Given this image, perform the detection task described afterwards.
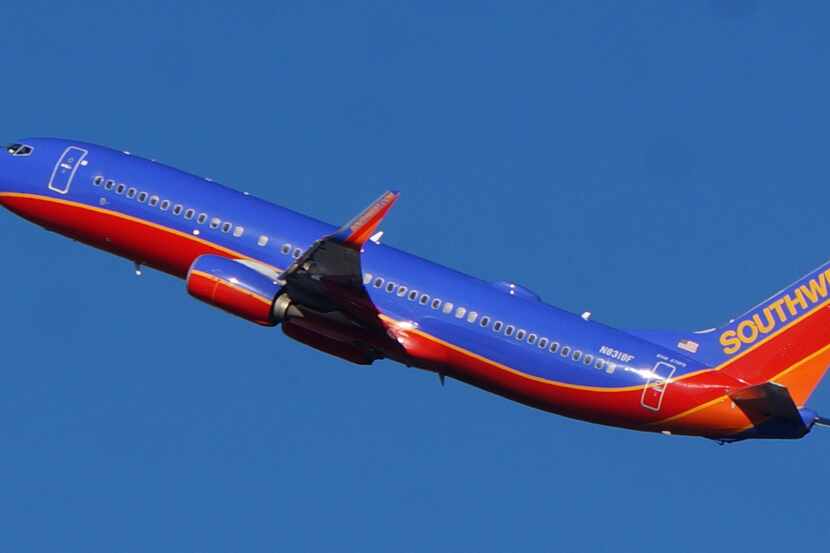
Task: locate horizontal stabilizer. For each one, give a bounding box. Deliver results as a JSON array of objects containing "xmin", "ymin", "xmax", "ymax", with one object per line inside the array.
[
  {"xmin": 816, "ymin": 417, "xmax": 830, "ymax": 428},
  {"xmin": 729, "ymin": 382, "xmax": 803, "ymax": 426}
]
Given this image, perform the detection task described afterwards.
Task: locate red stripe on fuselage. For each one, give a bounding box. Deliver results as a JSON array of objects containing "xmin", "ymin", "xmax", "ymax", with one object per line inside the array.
[
  {"xmin": 381, "ymin": 315, "xmax": 750, "ymax": 433},
  {"xmin": 4, "ymin": 192, "xmax": 827, "ymax": 437},
  {"xmin": 0, "ymin": 192, "xmax": 275, "ymax": 277},
  {"xmin": 382, "ymin": 304, "xmax": 830, "ymax": 436}
]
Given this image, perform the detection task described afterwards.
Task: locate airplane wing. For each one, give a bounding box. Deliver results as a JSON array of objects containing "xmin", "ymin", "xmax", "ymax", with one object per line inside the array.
[{"xmin": 279, "ymin": 190, "xmax": 399, "ymax": 329}]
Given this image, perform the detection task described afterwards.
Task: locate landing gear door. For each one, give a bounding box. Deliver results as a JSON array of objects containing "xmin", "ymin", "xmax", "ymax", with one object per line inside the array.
[
  {"xmin": 641, "ymin": 361, "xmax": 676, "ymax": 412},
  {"xmin": 48, "ymin": 146, "xmax": 88, "ymax": 195}
]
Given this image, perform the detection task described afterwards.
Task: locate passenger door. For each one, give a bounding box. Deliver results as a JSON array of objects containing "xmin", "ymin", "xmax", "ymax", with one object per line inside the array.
[
  {"xmin": 641, "ymin": 361, "xmax": 676, "ymax": 412},
  {"xmin": 48, "ymin": 146, "xmax": 88, "ymax": 194}
]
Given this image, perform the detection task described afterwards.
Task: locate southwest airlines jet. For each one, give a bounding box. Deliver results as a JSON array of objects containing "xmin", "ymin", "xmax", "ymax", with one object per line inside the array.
[{"xmin": 2, "ymin": 138, "xmax": 829, "ymax": 443}]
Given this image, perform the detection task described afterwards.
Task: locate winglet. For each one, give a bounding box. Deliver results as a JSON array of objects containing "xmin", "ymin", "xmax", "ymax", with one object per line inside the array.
[{"xmin": 333, "ymin": 190, "xmax": 399, "ymax": 250}]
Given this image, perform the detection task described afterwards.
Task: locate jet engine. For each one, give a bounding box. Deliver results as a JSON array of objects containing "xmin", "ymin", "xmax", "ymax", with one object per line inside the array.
[
  {"xmin": 186, "ymin": 255, "xmax": 382, "ymax": 364},
  {"xmin": 186, "ymin": 255, "xmax": 299, "ymax": 325}
]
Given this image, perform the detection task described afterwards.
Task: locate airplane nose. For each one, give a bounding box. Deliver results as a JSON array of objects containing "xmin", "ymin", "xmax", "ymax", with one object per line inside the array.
[
  {"xmin": 0, "ymin": 144, "xmax": 18, "ymax": 201},
  {"xmin": 0, "ymin": 142, "xmax": 34, "ymax": 197}
]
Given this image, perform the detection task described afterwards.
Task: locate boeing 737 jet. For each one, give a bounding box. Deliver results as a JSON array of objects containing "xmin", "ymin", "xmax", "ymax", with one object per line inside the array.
[{"xmin": 2, "ymin": 138, "xmax": 828, "ymax": 442}]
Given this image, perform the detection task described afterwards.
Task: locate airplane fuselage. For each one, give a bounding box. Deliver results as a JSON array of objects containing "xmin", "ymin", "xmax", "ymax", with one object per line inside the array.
[{"xmin": 2, "ymin": 138, "xmax": 826, "ymax": 441}]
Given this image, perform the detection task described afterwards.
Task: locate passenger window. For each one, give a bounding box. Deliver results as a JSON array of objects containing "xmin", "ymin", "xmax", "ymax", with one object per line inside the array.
[
  {"xmin": 222, "ymin": 222, "xmax": 232, "ymax": 233},
  {"xmin": 467, "ymin": 311, "xmax": 478, "ymax": 324},
  {"xmin": 583, "ymin": 354, "xmax": 594, "ymax": 365},
  {"xmin": 605, "ymin": 362, "xmax": 616, "ymax": 374},
  {"xmin": 257, "ymin": 235, "xmax": 269, "ymax": 246},
  {"xmin": 538, "ymin": 337, "xmax": 549, "ymax": 349},
  {"xmin": 173, "ymin": 204, "xmax": 183, "ymax": 215},
  {"xmin": 233, "ymin": 226, "xmax": 244, "ymax": 238},
  {"xmin": 505, "ymin": 325, "xmax": 515, "ymax": 336},
  {"xmin": 419, "ymin": 294, "xmax": 430, "ymax": 306},
  {"xmin": 480, "ymin": 316, "xmax": 490, "ymax": 327},
  {"xmin": 528, "ymin": 333, "xmax": 537, "ymax": 345},
  {"xmin": 281, "ymin": 244, "xmax": 291, "ymax": 255},
  {"xmin": 138, "ymin": 191, "xmax": 148, "ymax": 203},
  {"xmin": 127, "ymin": 187, "xmax": 137, "ymax": 199},
  {"xmin": 93, "ymin": 176, "xmax": 104, "ymax": 186},
  {"xmin": 160, "ymin": 200, "xmax": 171, "ymax": 211},
  {"xmin": 455, "ymin": 307, "xmax": 467, "ymax": 319},
  {"xmin": 493, "ymin": 321, "xmax": 503, "ymax": 332},
  {"xmin": 516, "ymin": 329, "xmax": 526, "ymax": 341},
  {"xmin": 572, "ymin": 350, "xmax": 582, "ymax": 362},
  {"xmin": 408, "ymin": 290, "xmax": 419, "ymax": 301},
  {"xmin": 373, "ymin": 277, "xmax": 384, "ymax": 288},
  {"xmin": 210, "ymin": 217, "xmax": 221, "ymax": 229},
  {"xmin": 550, "ymin": 341, "xmax": 560, "ymax": 353},
  {"xmin": 184, "ymin": 208, "xmax": 195, "ymax": 220},
  {"xmin": 105, "ymin": 179, "xmax": 115, "ymax": 190},
  {"xmin": 595, "ymin": 358, "xmax": 605, "ymax": 370},
  {"xmin": 442, "ymin": 302, "xmax": 454, "ymax": 315},
  {"xmin": 149, "ymin": 195, "xmax": 160, "ymax": 207},
  {"xmin": 292, "ymin": 248, "xmax": 302, "ymax": 259},
  {"xmin": 386, "ymin": 282, "xmax": 396, "ymax": 293},
  {"xmin": 363, "ymin": 273, "xmax": 373, "ymax": 285},
  {"xmin": 116, "ymin": 183, "xmax": 126, "ymax": 194},
  {"xmin": 431, "ymin": 298, "xmax": 442, "ymax": 310},
  {"xmin": 561, "ymin": 346, "xmax": 571, "ymax": 357},
  {"xmin": 197, "ymin": 213, "xmax": 208, "ymax": 224},
  {"xmin": 397, "ymin": 286, "xmax": 408, "ymax": 297}
]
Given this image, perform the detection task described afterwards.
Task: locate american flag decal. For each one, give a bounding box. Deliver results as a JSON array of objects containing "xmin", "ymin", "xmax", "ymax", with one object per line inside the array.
[{"xmin": 677, "ymin": 339, "xmax": 699, "ymax": 354}]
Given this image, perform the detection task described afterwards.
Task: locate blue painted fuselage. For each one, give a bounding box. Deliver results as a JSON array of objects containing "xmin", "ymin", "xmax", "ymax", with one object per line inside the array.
[{"xmin": 3, "ymin": 138, "xmax": 827, "ymax": 440}]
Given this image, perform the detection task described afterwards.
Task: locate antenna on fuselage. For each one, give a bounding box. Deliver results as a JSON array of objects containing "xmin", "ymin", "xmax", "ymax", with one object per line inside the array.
[{"xmin": 134, "ymin": 261, "xmax": 143, "ymax": 276}]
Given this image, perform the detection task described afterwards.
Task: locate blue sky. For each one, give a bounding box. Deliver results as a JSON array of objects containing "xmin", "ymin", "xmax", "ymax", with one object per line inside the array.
[{"xmin": 1, "ymin": 1, "xmax": 829, "ymax": 551}]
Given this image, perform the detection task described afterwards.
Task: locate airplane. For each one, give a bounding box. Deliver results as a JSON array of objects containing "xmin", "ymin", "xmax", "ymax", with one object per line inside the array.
[{"xmin": 1, "ymin": 138, "xmax": 828, "ymax": 443}]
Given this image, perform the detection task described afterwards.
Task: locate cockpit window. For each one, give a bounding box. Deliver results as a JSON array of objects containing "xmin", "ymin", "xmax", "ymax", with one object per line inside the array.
[{"xmin": 5, "ymin": 144, "xmax": 33, "ymax": 157}]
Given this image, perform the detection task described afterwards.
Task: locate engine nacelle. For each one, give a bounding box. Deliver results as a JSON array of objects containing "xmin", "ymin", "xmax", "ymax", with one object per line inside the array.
[{"xmin": 187, "ymin": 254, "xmax": 282, "ymax": 326}]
